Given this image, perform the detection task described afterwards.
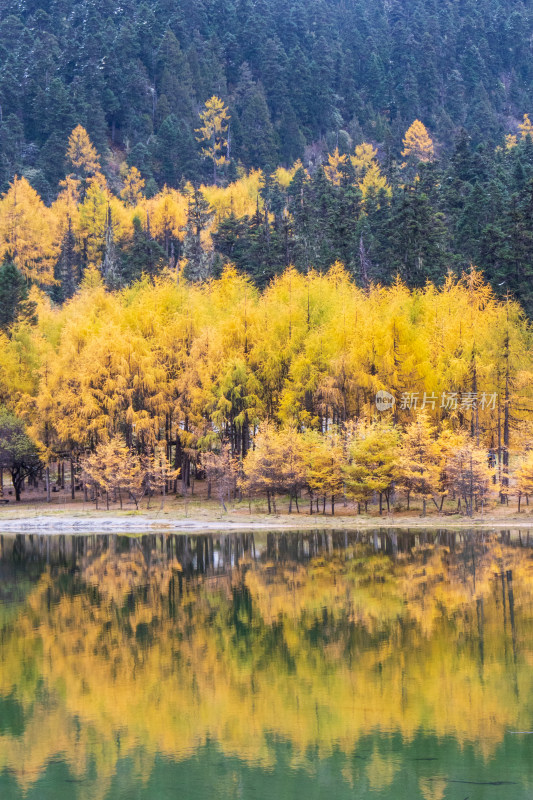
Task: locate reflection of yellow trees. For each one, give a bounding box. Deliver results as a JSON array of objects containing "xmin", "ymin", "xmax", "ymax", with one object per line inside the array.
[{"xmin": 1, "ymin": 535, "xmax": 533, "ymax": 791}]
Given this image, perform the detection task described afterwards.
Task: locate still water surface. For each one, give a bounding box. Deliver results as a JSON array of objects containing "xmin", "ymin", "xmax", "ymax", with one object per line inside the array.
[{"xmin": 0, "ymin": 528, "xmax": 532, "ymax": 799}]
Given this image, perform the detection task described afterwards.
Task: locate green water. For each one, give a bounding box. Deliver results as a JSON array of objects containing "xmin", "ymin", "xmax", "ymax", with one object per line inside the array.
[{"xmin": 0, "ymin": 529, "xmax": 532, "ymax": 799}]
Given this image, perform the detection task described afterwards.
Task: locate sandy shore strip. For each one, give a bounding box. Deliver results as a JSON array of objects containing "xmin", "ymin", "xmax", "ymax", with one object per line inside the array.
[{"xmin": 1, "ymin": 512, "xmax": 533, "ymax": 533}]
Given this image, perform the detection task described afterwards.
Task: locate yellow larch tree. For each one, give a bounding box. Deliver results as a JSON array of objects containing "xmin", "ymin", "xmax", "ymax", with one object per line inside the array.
[
  {"xmin": 401, "ymin": 120, "xmax": 435, "ymax": 163},
  {"xmin": 80, "ymin": 435, "xmax": 144, "ymax": 509},
  {"xmin": 301, "ymin": 429, "xmax": 345, "ymax": 514},
  {"xmin": 350, "ymin": 142, "xmax": 379, "ymax": 175},
  {"xmin": 120, "ymin": 165, "xmax": 145, "ymax": 207},
  {"xmin": 446, "ymin": 442, "xmax": 493, "ymax": 516},
  {"xmin": 395, "ymin": 412, "xmax": 441, "ymax": 515},
  {"xmin": 515, "ymin": 450, "xmax": 533, "ymax": 511},
  {"xmin": 195, "ymin": 95, "xmax": 230, "ymax": 184},
  {"xmin": 66, "ymin": 125, "xmax": 104, "ymax": 191},
  {"xmin": 145, "ymin": 186, "xmax": 188, "ymax": 263},
  {"xmin": 0, "ymin": 176, "xmax": 58, "ymax": 285},
  {"xmin": 505, "ymin": 133, "xmax": 518, "ymax": 150},
  {"xmin": 359, "ymin": 162, "xmax": 392, "ymax": 202},
  {"xmin": 518, "ymin": 113, "xmax": 533, "ymax": 140},
  {"xmin": 240, "ymin": 422, "xmax": 282, "ymax": 513},
  {"xmin": 324, "ymin": 147, "xmax": 348, "ymax": 185},
  {"xmin": 347, "ymin": 142, "xmax": 391, "ymax": 202},
  {"xmin": 344, "ymin": 421, "xmax": 400, "ymax": 514}
]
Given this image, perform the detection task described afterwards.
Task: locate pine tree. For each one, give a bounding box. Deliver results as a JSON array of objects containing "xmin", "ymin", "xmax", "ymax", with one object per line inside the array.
[
  {"xmin": 101, "ymin": 205, "xmax": 121, "ymax": 289},
  {"xmin": 182, "ymin": 188, "xmax": 213, "ymax": 282},
  {"xmin": 0, "ymin": 261, "xmax": 36, "ymax": 330},
  {"xmin": 123, "ymin": 216, "xmax": 166, "ymax": 284},
  {"xmin": 53, "ymin": 216, "xmax": 79, "ymax": 301}
]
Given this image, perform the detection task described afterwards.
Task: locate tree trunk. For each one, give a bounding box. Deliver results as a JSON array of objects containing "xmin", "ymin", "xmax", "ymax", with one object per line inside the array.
[
  {"xmin": 422, "ymin": 497, "xmax": 426, "ymax": 517},
  {"xmin": 46, "ymin": 466, "xmax": 51, "ymax": 503},
  {"xmin": 379, "ymin": 493, "xmax": 383, "ymax": 515},
  {"xmin": 331, "ymin": 495, "xmax": 335, "ymax": 516},
  {"xmin": 70, "ymin": 458, "xmax": 75, "ymax": 500},
  {"xmin": 518, "ymin": 494, "xmax": 522, "ymax": 513}
]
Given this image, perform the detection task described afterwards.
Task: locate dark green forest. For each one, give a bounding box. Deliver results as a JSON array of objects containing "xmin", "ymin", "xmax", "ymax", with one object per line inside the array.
[
  {"xmin": 2, "ymin": 0, "xmax": 532, "ymax": 192},
  {"xmin": 2, "ymin": 0, "xmax": 533, "ymax": 312}
]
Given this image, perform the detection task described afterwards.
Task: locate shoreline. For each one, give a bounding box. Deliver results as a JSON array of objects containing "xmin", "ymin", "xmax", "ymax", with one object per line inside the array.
[{"xmin": 1, "ymin": 510, "xmax": 533, "ymax": 534}]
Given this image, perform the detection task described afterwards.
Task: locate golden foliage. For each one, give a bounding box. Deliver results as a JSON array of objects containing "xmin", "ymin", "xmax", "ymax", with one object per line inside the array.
[
  {"xmin": 120, "ymin": 165, "xmax": 145, "ymax": 206},
  {"xmin": 518, "ymin": 113, "xmax": 533, "ymax": 140},
  {"xmin": 402, "ymin": 120, "xmax": 435, "ymax": 162},
  {"xmin": 0, "ymin": 176, "xmax": 58, "ymax": 284},
  {"xmin": 1, "ymin": 533, "xmax": 533, "ymax": 791},
  {"xmin": 196, "ymin": 96, "xmax": 230, "ymax": 179}
]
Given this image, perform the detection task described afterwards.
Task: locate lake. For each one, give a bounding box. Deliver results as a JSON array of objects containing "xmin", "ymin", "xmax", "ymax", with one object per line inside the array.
[{"xmin": 0, "ymin": 528, "xmax": 532, "ymax": 799}]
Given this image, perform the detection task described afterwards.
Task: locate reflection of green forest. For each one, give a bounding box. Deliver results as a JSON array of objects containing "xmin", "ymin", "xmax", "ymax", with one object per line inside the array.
[{"xmin": 0, "ymin": 530, "xmax": 533, "ymax": 800}]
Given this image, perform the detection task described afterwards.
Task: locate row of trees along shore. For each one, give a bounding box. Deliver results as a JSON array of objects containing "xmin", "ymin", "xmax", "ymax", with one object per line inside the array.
[{"xmin": 0, "ymin": 263, "xmax": 532, "ymax": 514}]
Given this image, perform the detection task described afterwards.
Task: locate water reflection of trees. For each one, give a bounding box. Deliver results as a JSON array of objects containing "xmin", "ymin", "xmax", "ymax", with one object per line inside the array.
[{"xmin": 0, "ymin": 529, "xmax": 533, "ymax": 797}]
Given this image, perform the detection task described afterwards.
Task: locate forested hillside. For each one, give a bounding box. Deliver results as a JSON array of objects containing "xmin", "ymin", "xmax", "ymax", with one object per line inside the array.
[
  {"xmin": 1, "ymin": 0, "xmax": 533, "ymax": 196},
  {"xmin": 2, "ymin": 119, "xmax": 533, "ymax": 315}
]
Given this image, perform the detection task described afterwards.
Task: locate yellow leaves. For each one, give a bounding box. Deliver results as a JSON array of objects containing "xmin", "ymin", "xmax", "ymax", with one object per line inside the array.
[
  {"xmin": 81, "ymin": 435, "xmax": 143, "ymax": 504},
  {"xmin": 120, "ymin": 165, "xmax": 145, "ymax": 206},
  {"xmin": 518, "ymin": 113, "xmax": 533, "ymax": 140},
  {"xmin": 145, "ymin": 185, "xmax": 188, "ymax": 244},
  {"xmin": 195, "ymin": 96, "xmax": 230, "ymax": 177},
  {"xmin": 201, "ymin": 169, "xmax": 263, "ymax": 220},
  {"xmin": 274, "ymin": 162, "xmax": 302, "ymax": 187},
  {"xmin": 401, "ymin": 120, "xmax": 435, "ymax": 162},
  {"xmin": 78, "ymin": 179, "xmax": 132, "ymax": 268},
  {"xmin": 505, "ymin": 133, "xmax": 518, "ymax": 150},
  {"xmin": 324, "ymin": 147, "xmax": 348, "ymax": 185},
  {"xmin": 67, "ymin": 125, "xmax": 102, "ymax": 178},
  {"xmin": 2, "ymin": 263, "xmax": 532, "ymax": 468},
  {"xmin": 196, "ymin": 95, "xmax": 230, "ymax": 142},
  {"xmin": 324, "ymin": 142, "xmax": 391, "ymax": 202},
  {"xmin": 516, "ymin": 450, "xmax": 533, "ymax": 496},
  {"xmin": 3, "ymin": 531, "xmax": 533, "ymax": 795},
  {"xmin": 350, "ymin": 142, "xmax": 378, "ymax": 174},
  {"xmin": 345, "ymin": 420, "xmax": 400, "ymax": 501},
  {"xmin": 395, "ymin": 411, "xmax": 441, "ymax": 499},
  {"xmin": 359, "ymin": 162, "xmax": 391, "ymax": 202},
  {"xmin": 0, "ymin": 176, "xmax": 58, "ymax": 285}
]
